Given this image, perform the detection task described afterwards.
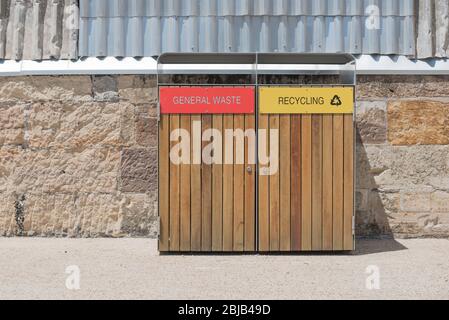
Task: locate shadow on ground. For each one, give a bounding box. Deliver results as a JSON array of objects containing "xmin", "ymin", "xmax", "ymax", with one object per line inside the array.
[
  {"xmin": 352, "ymin": 238, "xmax": 407, "ymax": 256},
  {"xmin": 160, "ymin": 238, "xmax": 408, "ymax": 256}
]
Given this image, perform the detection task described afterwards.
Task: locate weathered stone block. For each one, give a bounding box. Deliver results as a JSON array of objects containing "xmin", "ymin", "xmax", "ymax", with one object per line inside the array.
[
  {"xmin": 378, "ymin": 191, "xmax": 401, "ymax": 214},
  {"xmin": 1, "ymin": 191, "xmax": 158, "ymax": 237},
  {"xmin": 0, "ymin": 147, "xmax": 22, "ymax": 193},
  {"xmin": 28, "ymin": 102, "xmax": 134, "ymax": 149},
  {"xmin": 0, "ymin": 104, "xmax": 25, "ymax": 146},
  {"xmin": 0, "ymin": 76, "xmax": 92, "ymax": 102},
  {"xmin": 120, "ymin": 148, "xmax": 157, "ymax": 193},
  {"xmin": 356, "ymin": 190, "xmax": 399, "ymax": 237},
  {"xmin": 117, "ymin": 75, "xmax": 157, "ymax": 104},
  {"xmin": 359, "ymin": 145, "xmax": 449, "ymax": 190},
  {"xmin": 0, "ymin": 193, "xmax": 16, "ymax": 236},
  {"xmin": 21, "ymin": 193, "xmax": 123, "ymax": 237},
  {"xmin": 438, "ymin": 212, "xmax": 449, "ymax": 224},
  {"xmin": 387, "ymin": 100, "xmax": 449, "ymax": 145},
  {"xmin": 356, "ymin": 101, "xmax": 387, "ymax": 144},
  {"xmin": 75, "ymin": 193, "xmax": 123, "ymax": 237},
  {"xmin": 92, "ymin": 75, "xmax": 119, "ymax": 101},
  {"xmin": 135, "ymin": 103, "xmax": 158, "ymax": 118},
  {"xmin": 0, "ymin": 146, "xmax": 120, "ymax": 194},
  {"xmin": 428, "ymin": 177, "xmax": 449, "ymax": 192},
  {"xmin": 431, "ymin": 191, "xmax": 449, "ymax": 213},
  {"xmin": 389, "ymin": 212, "xmax": 449, "ymax": 237},
  {"xmin": 356, "ymin": 145, "xmax": 391, "ymax": 189},
  {"xmin": 357, "ymin": 75, "xmax": 449, "ymax": 99},
  {"xmin": 400, "ymin": 189, "xmax": 432, "ymax": 212},
  {"xmin": 136, "ymin": 114, "xmax": 158, "ymax": 147},
  {"xmin": 120, "ymin": 193, "xmax": 158, "ymax": 237},
  {"xmin": 120, "ymin": 103, "xmax": 136, "ymax": 146},
  {"xmin": 389, "ymin": 216, "xmax": 423, "ymax": 237},
  {"xmin": 23, "ymin": 193, "xmax": 77, "ymax": 236}
]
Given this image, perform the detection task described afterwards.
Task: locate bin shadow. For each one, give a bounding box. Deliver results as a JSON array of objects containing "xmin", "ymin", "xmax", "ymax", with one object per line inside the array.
[
  {"xmin": 159, "ymin": 239, "xmax": 406, "ymax": 256},
  {"xmin": 353, "ymin": 128, "xmax": 407, "ymax": 255}
]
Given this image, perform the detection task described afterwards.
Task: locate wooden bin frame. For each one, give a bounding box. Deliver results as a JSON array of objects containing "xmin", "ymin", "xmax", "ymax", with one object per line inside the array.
[{"xmin": 157, "ymin": 53, "xmax": 356, "ymax": 253}]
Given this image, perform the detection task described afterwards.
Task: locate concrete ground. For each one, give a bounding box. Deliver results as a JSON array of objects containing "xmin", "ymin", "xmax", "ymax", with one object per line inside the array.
[{"xmin": 0, "ymin": 238, "xmax": 448, "ymax": 300}]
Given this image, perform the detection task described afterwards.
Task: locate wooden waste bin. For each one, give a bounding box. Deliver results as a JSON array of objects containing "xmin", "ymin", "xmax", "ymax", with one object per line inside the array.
[{"xmin": 157, "ymin": 53, "xmax": 355, "ymax": 253}]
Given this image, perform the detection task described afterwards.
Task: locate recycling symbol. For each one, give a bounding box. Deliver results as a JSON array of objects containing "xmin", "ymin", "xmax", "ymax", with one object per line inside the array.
[{"xmin": 330, "ymin": 95, "xmax": 342, "ymax": 106}]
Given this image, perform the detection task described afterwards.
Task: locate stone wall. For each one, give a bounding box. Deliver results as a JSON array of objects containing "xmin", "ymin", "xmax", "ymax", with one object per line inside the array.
[
  {"xmin": 1, "ymin": 74, "xmax": 449, "ymax": 238},
  {"xmin": 0, "ymin": 75, "xmax": 158, "ymax": 237},
  {"xmin": 356, "ymin": 75, "xmax": 449, "ymax": 238}
]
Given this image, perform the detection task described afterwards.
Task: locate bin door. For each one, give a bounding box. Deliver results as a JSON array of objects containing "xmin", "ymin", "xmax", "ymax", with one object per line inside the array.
[
  {"xmin": 258, "ymin": 86, "xmax": 355, "ymax": 251},
  {"xmin": 158, "ymin": 87, "xmax": 256, "ymax": 252}
]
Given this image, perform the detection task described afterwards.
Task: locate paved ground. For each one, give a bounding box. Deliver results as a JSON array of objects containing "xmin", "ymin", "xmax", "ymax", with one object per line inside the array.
[{"xmin": 0, "ymin": 238, "xmax": 448, "ymax": 300}]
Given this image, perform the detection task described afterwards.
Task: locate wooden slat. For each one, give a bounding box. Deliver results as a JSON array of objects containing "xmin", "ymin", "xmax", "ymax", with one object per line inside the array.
[
  {"xmin": 290, "ymin": 115, "xmax": 301, "ymax": 251},
  {"xmin": 190, "ymin": 115, "xmax": 202, "ymax": 251},
  {"xmin": 158, "ymin": 115, "xmax": 170, "ymax": 251},
  {"xmin": 311, "ymin": 115, "xmax": 323, "ymax": 251},
  {"xmin": 333, "ymin": 115, "xmax": 344, "ymax": 250},
  {"xmin": 300, "ymin": 114, "xmax": 312, "ymax": 251},
  {"xmin": 222, "ymin": 114, "xmax": 234, "ymax": 251},
  {"xmin": 279, "ymin": 115, "xmax": 291, "ymax": 251},
  {"xmin": 233, "ymin": 115, "xmax": 245, "ymax": 251},
  {"xmin": 322, "ymin": 114, "xmax": 333, "ymax": 250},
  {"xmin": 244, "ymin": 115, "xmax": 256, "ymax": 251},
  {"xmin": 201, "ymin": 115, "xmax": 212, "ymax": 251},
  {"xmin": 269, "ymin": 115, "xmax": 280, "ymax": 251},
  {"xmin": 211, "ymin": 115, "xmax": 223, "ymax": 251},
  {"xmin": 343, "ymin": 114, "xmax": 354, "ymax": 250},
  {"xmin": 180, "ymin": 115, "xmax": 191, "ymax": 251},
  {"xmin": 258, "ymin": 113, "xmax": 270, "ymax": 251},
  {"xmin": 169, "ymin": 115, "xmax": 180, "ymax": 251}
]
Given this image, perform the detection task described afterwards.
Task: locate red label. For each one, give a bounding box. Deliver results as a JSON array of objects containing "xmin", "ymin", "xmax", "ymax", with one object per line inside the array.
[{"xmin": 160, "ymin": 87, "xmax": 255, "ymax": 114}]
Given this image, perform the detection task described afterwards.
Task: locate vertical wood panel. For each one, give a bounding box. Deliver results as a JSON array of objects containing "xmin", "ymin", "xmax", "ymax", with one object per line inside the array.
[
  {"xmin": 343, "ymin": 114, "xmax": 354, "ymax": 250},
  {"xmin": 233, "ymin": 115, "xmax": 245, "ymax": 251},
  {"xmin": 258, "ymin": 113, "xmax": 270, "ymax": 251},
  {"xmin": 244, "ymin": 115, "xmax": 256, "ymax": 251},
  {"xmin": 161, "ymin": 87, "xmax": 353, "ymax": 253},
  {"xmin": 311, "ymin": 115, "xmax": 323, "ymax": 251},
  {"xmin": 169, "ymin": 115, "xmax": 180, "ymax": 251},
  {"xmin": 279, "ymin": 115, "xmax": 291, "ymax": 251},
  {"xmin": 180, "ymin": 115, "xmax": 191, "ymax": 251},
  {"xmin": 333, "ymin": 115, "xmax": 344, "ymax": 250},
  {"xmin": 322, "ymin": 114, "xmax": 333, "ymax": 250},
  {"xmin": 212, "ymin": 115, "xmax": 223, "ymax": 251},
  {"xmin": 290, "ymin": 115, "xmax": 301, "ymax": 251},
  {"xmin": 190, "ymin": 115, "xmax": 202, "ymax": 251},
  {"xmin": 201, "ymin": 115, "xmax": 212, "ymax": 251},
  {"xmin": 269, "ymin": 115, "xmax": 280, "ymax": 251},
  {"xmin": 222, "ymin": 114, "xmax": 234, "ymax": 251},
  {"xmin": 158, "ymin": 115, "xmax": 170, "ymax": 251},
  {"xmin": 301, "ymin": 114, "xmax": 312, "ymax": 251}
]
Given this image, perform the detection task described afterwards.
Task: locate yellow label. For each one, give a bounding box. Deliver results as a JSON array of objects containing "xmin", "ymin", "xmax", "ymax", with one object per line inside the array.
[{"xmin": 259, "ymin": 87, "xmax": 354, "ymax": 114}]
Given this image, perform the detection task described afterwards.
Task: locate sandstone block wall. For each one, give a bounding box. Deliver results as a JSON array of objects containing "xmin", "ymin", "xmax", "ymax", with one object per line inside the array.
[
  {"xmin": 1, "ymin": 74, "xmax": 449, "ymax": 238},
  {"xmin": 356, "ymin": 75, "xmax": 449, "ymax": 238},
  {"xmin": 0, "ymin": 75, "xmax": 158, "ymax": 237}
]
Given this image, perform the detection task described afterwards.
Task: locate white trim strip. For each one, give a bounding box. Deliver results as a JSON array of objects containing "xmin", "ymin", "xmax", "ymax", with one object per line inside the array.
[
  {"xmin": 356, "ymin": 55, "xmax": 449, "ymax": 75},
  {"xmin": 0, "ymin": 57, "xmax": 158, "ymax": 76},
  {"xmin": 1, "ymin": 55, "xmax": 449, "ymax": 76}
]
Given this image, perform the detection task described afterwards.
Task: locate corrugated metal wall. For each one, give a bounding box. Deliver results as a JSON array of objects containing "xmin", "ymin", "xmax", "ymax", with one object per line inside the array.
[
  {"xmin": 79, "ymin": 0, "xmax": 417, "ymax": 57},
  {"xmin": 0, "ymin": 0, "xmax": 447, "ymax": 61},
  {"xmin": 417, "ymin": 0, "xmax": 449, "ymax": 58},
  {"xmin": 0, "ymin": 0, "xmax": 78, "ymax": 60}
]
